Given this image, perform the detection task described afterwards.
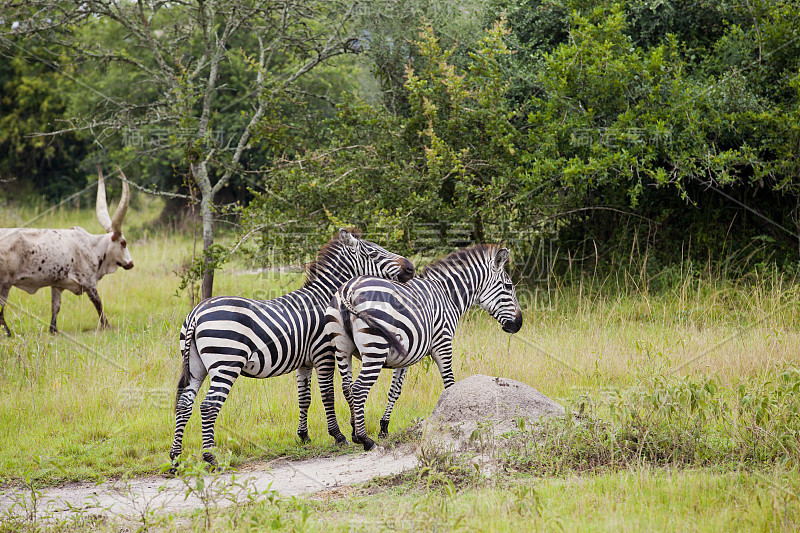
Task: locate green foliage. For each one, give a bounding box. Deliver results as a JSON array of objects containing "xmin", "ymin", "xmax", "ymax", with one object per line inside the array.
[
  {"xmin": 0, "ymin": 41, "xmax": 89, "ymax": 200},
  {"xmin": 2, "ymin": 0, "xmax": 800, "ymax": 276},
  {"xmin": 0, "ymin": 5, "xmax": 361, "ymax": 208},
  {"xmin": 244, "ymin": 17, "xmax": 532, "ymax": 262},
  {"xmin": 243, "ymin": 0, "xmax": 800, "ymax": 276},
  {"xmin": 508, "ymin": 0, "xmax": 800, "ymax": 270}
]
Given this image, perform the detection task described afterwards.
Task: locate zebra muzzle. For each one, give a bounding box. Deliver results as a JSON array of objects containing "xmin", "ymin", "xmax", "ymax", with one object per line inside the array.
[
  {"xmin": 502, "ymin": 312, "xmax": 523, "ymax": 333},
  {"xmin": 397, "ymin": 259, "xmax": 415, "ymax": 282}
]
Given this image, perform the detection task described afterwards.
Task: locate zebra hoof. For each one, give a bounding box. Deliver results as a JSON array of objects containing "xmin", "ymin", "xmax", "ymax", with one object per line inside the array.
[
  {"xmin": 334, "ymin": 433, "xmax": 348, "ymax": 446},
  {"xmin": 202, "ymin": 451, "xmax": 217, "ymax": 468},
  {"xmin": 379, "ymin": 420, "xmax": 390, "ymax": 438},
  {"xmin": 298, "ymin": 431, "xmax": 311, "ymax": 444},
  {"xmin": 361, "ymin": 437, "xmax": 376, "ymax": 452},
  {"xmin": 167, "ymin": 452, "xmax": 181, "ymax": 476}
]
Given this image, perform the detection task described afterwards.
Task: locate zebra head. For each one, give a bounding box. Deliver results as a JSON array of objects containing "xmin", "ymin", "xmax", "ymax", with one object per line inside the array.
[
  {"xmin": 477, "ymin": 247, "xmax": 523, "ymax": 334},
  {"xmin": 337, "ymin": 228, "xmax": 415, "ymax": 282}
]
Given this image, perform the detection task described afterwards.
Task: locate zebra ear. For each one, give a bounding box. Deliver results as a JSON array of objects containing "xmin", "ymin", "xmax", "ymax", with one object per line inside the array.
[
  {"xmin": 493, "ymin": 247, "xmax": 510, "ymax": 270},
  {"xmin": 339, "ymin": 228, "xmax": 360, "ymax": 250}
]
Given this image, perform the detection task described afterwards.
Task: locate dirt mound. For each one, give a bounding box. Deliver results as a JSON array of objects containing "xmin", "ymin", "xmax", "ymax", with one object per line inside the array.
[{"xmin": 421, "ymin": 374, "xmax": 565, "ymax": 452}]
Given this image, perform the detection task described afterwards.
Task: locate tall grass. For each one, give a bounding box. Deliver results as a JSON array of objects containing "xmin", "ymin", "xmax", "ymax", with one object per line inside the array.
[{"xmin": 1, "ymin": 198, "xmax": 800, "ymax": 486}]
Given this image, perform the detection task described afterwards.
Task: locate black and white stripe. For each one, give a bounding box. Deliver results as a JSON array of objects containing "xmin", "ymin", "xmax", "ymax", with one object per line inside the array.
[
  {"xmin": 324, "ymin": 244, "xmax": 523, "ymax": 450},
  {"xmin": 170, "ymin": 229, "xmax": 414, "ymax": 465}
]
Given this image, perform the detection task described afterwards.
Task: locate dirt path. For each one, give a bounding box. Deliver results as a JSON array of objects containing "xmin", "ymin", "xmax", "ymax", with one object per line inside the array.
[{"xmin": 0, "ymin": 448, "xmax": 417, "ymax": 521}]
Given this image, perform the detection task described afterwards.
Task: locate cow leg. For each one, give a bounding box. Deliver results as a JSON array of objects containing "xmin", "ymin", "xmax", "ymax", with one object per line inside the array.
[
  {"xmin": 296, "ymin": 365, "xmax": 313, "ymax": 443},
  {"xmin": 0, "ymin": 284, "xmax": 10, "ymax": 337},
  {"xmin": 85, "ymin": 287, "xmax": 109, "ymax": 328},
  {"xmin": 49, "ymin": 288, "xmax": 62, "ymax": 334},
  {"xmin": 380, "ymin": 367, "xmax": 408, "ymax": 437}
]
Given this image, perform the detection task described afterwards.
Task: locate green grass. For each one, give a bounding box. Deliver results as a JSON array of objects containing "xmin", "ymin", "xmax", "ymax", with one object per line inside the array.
[
  {"xmin": 2, "ymin": 198, "xmax": 800, "ymax": 530},
  {"xmin": 296, "ymin": 467, "xmax": 798, "ymax": 532}
]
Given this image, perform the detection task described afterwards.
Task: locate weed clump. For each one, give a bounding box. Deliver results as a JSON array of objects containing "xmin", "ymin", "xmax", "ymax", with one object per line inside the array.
[{"xmin": 500, "ymin": 368, "xmax": 800, "ymax": 475}]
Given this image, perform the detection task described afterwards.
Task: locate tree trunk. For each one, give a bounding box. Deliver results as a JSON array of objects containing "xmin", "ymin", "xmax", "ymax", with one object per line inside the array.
[
  {"xmin": 200, "ymin": 192, "xmax": 215, "ymax": 300},
  {"xmin": 193, "ymin": 161, "xmax": 216, "ymax": 301}
]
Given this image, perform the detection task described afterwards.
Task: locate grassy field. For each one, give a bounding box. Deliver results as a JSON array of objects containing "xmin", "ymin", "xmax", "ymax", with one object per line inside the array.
[{"xmin": 1, "ymin": 197, "xmax": 800, "ymax": 530}]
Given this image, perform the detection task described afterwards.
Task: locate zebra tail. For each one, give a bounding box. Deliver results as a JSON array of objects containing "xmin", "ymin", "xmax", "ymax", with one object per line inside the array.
[
  {"xmin": 175, "ymin": 316, "xmax": 196, "ymax": 411},
  {"xmin": 340, "ymin": 296, "xmax": 408, "ymax": 359}
]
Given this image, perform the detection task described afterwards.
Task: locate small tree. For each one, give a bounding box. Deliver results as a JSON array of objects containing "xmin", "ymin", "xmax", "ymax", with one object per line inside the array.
[{"xmin": 2, "ymin": 0, "xmax": 361, "ymax": 298}]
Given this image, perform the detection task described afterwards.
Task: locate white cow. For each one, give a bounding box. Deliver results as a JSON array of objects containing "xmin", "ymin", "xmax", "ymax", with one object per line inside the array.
[{"xmin": 0, "ymin": 166, "xmax": 134, "ymax": 335}]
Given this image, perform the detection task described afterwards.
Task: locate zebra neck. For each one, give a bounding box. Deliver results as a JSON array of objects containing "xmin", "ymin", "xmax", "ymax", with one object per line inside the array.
[
  {"xmin": 424, "ymin": 270, "xmax": 483, "ymax": 319},
  {"xmin": 302, "ymin": 262, "xmax": 358, "ymax": 302}
]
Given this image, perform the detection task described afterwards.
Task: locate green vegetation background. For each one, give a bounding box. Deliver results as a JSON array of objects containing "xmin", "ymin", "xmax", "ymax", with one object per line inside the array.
[{"xmin": 2, "ymin": 0, "xmax": 799, "ymax": 276}]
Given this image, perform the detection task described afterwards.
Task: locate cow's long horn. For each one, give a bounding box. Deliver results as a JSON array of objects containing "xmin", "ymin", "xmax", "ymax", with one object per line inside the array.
[
  {"xmin": 111, "ymin": 166, "xmax": 130, "ymax": 233},
  {"xmin": 96, "ymin": 164, "xmax": 114, "ymax": 233}
]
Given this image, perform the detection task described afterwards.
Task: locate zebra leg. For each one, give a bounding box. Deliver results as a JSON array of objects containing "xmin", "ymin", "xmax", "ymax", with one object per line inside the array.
[
  {"xmin": 351, "ymin": 353, "xmax": 387, "ymax": 451},
  {"xmin": 339, "ymin": 359, "xmax": 358, "ymax": 443},
  {"xmin": 380, "ymin": 368, "xmax": 407, "ymax": 438},
  {"xmin": 432, "ymin": 344, "xmax": 456, "ymax": 389},
  {"xmin": 313, "ymin": 350, "xmax": 347, "ymax": 445},
  {"xmin": 296, "ymin": 365, "xmax": 313, "ymax": 443},
  {"xmin": 199, "ymin": 359, "xmax": 245, "ymax": 467},
  {"xmin": 337, "ymin": 353, "xmax": 359, "ymax": 443},
  {"xmin": 170, "ymin": 340, "xmax": 207, "ymax": 467},
  {"xmin": 324, "ymin": 306, "xmax": 358, "ymax": 442}
]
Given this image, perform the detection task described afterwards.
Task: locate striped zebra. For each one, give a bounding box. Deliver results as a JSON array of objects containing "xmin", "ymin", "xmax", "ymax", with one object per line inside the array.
[
  {"xmin": 323, "ymin": 244, "xmax": 523, "ymax": 451},
  {"xmin": 170, "ymin": 229, "xmax": 415, "ymax": 466}
]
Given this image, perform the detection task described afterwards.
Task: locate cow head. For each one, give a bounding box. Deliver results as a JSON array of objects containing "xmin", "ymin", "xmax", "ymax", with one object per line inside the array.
[{"xmin": 96, "ymin": 165, "xmax": 134, "ymax": 271}]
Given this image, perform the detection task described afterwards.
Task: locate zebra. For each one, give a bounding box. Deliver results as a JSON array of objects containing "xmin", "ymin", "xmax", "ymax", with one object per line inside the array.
[
  {"xmin": 323, "ymin": 244, "xmax": 523, "ymax": 451},
  {"xmin": 170, "ymin": 228, "xmax": 415, "ymax": 466}
]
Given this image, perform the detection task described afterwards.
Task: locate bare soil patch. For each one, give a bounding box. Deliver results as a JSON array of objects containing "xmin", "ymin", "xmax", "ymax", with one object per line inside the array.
[{"xmin": 0, "ymin": 447, "xmax": 417, "ymax": 521}]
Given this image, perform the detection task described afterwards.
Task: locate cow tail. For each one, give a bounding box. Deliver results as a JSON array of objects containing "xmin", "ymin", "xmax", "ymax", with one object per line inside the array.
[
  {"xmin": 340, "ymin": 294, "xmax": 408, "ymax": 359},
  {"xmin": 175, "ymin": 315, "xmax": 196, "ymax": 411}
]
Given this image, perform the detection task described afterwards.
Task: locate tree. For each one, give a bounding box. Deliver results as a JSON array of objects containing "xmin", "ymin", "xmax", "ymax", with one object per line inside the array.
[
  {"xmin": 241, "ymin": 19, "xmax": 525, "ymax": 260},
  {"xmin": 0, "ymin": 39, "xmax": 90, "ymax": 199},
  {"xmin": 243, "ymin": 1, "xmax": 800, "ymax": 277},
  {"xmin": 506, "ymin": 0, "xmax": 800, "ymax": 269},
  {"xmin": 1, "ymin": 0, "xmax": 361, "ymax": 298}
]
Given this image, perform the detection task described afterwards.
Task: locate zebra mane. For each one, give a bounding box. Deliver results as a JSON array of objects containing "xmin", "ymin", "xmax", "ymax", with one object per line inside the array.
[
  {"xmin": 303, "ymin": 227, "xmax": 363, "ymax": 286},
  {"xmin": 420, "ymin": 244, "xmax": 499, "ymax": 277}
]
